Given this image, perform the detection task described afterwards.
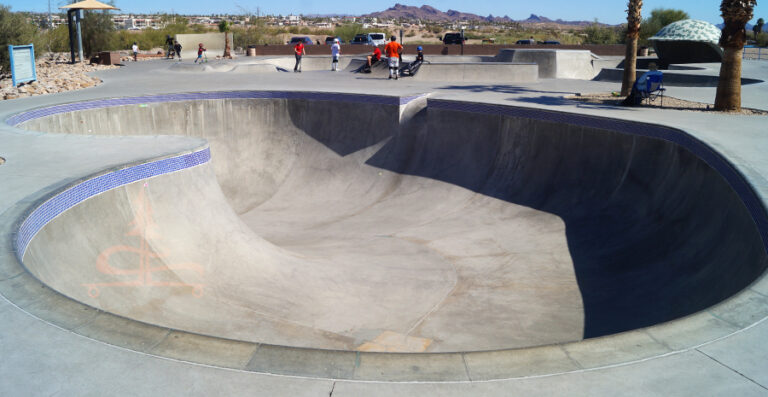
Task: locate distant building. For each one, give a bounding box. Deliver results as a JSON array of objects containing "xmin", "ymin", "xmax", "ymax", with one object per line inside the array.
[{"xmin": 284, "ymin": 14, "xmax": 300, "ymax": 25}]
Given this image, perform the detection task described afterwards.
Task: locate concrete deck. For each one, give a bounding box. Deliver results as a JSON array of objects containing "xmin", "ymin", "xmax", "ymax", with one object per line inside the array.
[{"xmin": 1, "ymin": 57, "xmax": 768, "ymax": 395}]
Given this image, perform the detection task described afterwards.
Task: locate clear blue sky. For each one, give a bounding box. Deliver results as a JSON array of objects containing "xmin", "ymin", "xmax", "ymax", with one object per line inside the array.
[{"xmin": 5, "ymin": 0, "xmax": 767, "ymax": 26}]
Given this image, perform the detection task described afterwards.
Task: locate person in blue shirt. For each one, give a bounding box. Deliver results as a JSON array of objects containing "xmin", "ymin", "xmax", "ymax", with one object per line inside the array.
[{"xmin": 403, "ymin": 46, "xmax": 425, "ymax": 76}]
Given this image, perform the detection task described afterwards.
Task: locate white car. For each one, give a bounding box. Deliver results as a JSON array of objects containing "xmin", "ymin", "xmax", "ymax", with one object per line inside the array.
[
  {"xmin": 351, "ymin": 33, "xmax": 388, "ymax": 46},
  {"xmin": 367, "ymin": 33, "xmax": 388, "ymax": 46}
]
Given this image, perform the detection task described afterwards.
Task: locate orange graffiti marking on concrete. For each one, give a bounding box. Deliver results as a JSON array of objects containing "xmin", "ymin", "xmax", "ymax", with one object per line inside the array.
[{"xmin": 82, "ymin": 184, "xmax": 204, "ymax": 298}]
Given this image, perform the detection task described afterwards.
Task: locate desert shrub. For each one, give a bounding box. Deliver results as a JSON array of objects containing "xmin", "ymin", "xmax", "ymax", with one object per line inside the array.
[
  {"xmin": 583, "ymin": 22, "xmax": 621, "ymax": 44},
  {"xmin": 756, "ymin": 32, "xmax": 768, "ymax": 47},
  {"xmin": 426, "ymin": 24, "xmax": 442, "ymax": 34},
  {"xmin": 0, "ymin": 6, "xmax": 44, "ymax": 72},
  {"xmin": 40, "ymin": 24, "xmax": 72, "ymax": 53},
  {"xmin": 332, "ymin": 24, "xmax": 382, "ymax": 42},
  {"xmin": 638, "ymin": 8, "xmax": 689, "ymax": 46},
  {"xmin": 81, "ymin": 10, "xmax": 116, "ymax": 56}
]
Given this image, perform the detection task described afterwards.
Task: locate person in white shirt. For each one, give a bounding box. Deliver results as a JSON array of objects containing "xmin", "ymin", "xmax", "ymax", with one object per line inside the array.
[
  {"xmin": 331, "ymin": 38, "xmax": 341, "ymax": 71},
  {"xmin": 131, "ymin": 42, "xmax": 138, "ymax": 62}
]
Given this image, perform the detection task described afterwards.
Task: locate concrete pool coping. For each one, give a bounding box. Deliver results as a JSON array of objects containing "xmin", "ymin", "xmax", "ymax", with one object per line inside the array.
[{"xmin": 1, "ymin": 58, "xmax": 767, "ymax": 394}]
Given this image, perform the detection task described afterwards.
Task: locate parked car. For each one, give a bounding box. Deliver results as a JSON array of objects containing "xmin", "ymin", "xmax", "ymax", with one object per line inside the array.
[
  {"xmin": 516, "ymin": 39, "xmax": 535, "ymax": 45},
  {"xmin": 542, "ymin": 40, "xmax": 561, "ymax": 45},
  {"xmin": 288, "ymin": 36, "xmax": 313, "ymax": 45},
  {"xmin": 367, "ymin": 33, "xmax": 387, "ymax": 46},
  {"xmin": 325, "ymin": 36, "xmax": 344, "ymax": 45},
  {"xmin": 351, "ymin": 34, "xmax": 368, "ymax": 44},
  {"xmin": 441, "ymin": 32, "xmax": 466, "ymax": 44},
  {"xmin": 350, "ymin": 33, "xmax": 387, "ymax": 46}
]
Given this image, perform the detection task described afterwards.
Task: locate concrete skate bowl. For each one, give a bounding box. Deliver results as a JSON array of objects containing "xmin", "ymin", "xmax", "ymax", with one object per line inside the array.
[{"xmin": 7, "ymin": 92, "xmax": 768, "ymax": 381}]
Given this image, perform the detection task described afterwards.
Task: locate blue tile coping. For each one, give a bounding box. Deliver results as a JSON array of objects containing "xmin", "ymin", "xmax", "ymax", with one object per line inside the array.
[
  {"xmin": 14, "ymin": 147, "xmax": 211, "ymax": 260},
  {"xmin": 8, "ymin": 91, "xmax": 427, "ymax": 262},
  {"xmin": 5, "ymin": 90, "xmax": 427, "ymax": 127}
]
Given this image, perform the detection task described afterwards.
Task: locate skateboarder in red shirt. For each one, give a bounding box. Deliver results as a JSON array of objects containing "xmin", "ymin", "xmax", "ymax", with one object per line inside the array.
[
  {"xmin": 294, "ymin": 41, "xmax": 305, "ymax": 72},
  {"xmin": 194, "ymin": 43, "xmax": 206, "ymax": 63}
]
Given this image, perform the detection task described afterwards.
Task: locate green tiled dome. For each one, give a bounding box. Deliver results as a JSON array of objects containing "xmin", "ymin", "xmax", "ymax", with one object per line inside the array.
[{"xmin": 648, "ymin": 19, "xmax": 722, "ymax": 43}]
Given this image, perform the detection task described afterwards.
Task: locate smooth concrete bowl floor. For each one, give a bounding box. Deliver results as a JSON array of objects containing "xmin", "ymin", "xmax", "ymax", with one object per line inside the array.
[{"xmin": 15, "ymin": 94, "xmax": 768, "ymax": 354}]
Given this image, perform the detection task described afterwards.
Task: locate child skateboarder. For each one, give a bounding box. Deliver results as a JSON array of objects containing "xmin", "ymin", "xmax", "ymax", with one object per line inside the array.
[
  {"xmin": 131, "ymin": 42, "xmax": 138, "ymax": 62},
  {"xmin": 173, "ymin": 41, "xmax": 182, "ymax": 61},
  {"xmin": 294, "ymin": 41, "xmax": 305, "ymax": 72},
  {"xmin": 362, "ymin": 46, "xmax": 382, "ymax": 73},
  {"xmin": 331, "ymin": 38, "xmax": 341, "ymax": 71},
  {"xmin": 402, "ymin": 46, "xmax": 424, "ymax": 76},
  {"xmin": 195, "ymin": 43, "xmax": 206, "ymax": 63}
]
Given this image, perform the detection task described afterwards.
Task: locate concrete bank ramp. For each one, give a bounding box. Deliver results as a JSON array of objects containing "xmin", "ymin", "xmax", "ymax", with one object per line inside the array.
[
  {"xmin": 14, "ymin": 93, "xmax": 768, "ymax": 353},
  {"xmin": 497, "ymin": 48, "xmax": 598, "ymax": 79},
  {"xmin": 411, "ymin": 62, "xmax": 537, "ymax": 83}
]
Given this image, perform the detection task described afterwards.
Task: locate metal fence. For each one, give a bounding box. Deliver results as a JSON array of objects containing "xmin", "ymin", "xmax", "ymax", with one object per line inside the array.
[{"xmin": 743, "ymin": 46, "xmax": 766, "ymax": 60}]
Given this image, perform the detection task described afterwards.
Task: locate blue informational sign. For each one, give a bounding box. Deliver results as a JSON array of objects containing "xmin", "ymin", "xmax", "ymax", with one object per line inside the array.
[{"xmin": 8, "ymin": 44, "xmax": 37, "ymax": 87}]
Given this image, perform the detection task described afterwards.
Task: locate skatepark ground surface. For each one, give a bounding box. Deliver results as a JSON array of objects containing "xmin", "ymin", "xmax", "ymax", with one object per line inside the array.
[{"xmin": 1, "ymin": 55, "xmax": 768, "ymax": 395}]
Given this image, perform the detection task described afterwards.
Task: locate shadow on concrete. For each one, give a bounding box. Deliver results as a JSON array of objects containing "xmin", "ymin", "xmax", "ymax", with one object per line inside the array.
[
  {"xmin": 286, "ymin": 99, "xmax": 397, "ymax": 157},
  {"xmin": 436, "ymin": 84, "xmax": 576, "ymax": 96},
  {"xmin": 364, "ymin": 104, "xmax": 768, "ymax": 338},
  {"xmin": 513, "ymin": 95, "xmax": 629, "ymax": 111}
]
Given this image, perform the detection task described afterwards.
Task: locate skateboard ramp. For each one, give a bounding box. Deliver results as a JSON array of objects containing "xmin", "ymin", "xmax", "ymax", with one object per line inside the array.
[
  {"xmin": 175, "ymin": 33, "xmax": 234, "ymax": 60},
  {"xmin": 496, "ymin": 49, "xmax": 598, "ymax": 79},
  {"xmin": 13, "ymin": 93, "xmax": 768, "ymax": 353}
]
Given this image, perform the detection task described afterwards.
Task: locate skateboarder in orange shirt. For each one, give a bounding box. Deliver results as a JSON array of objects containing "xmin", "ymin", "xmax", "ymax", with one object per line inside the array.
[{"xmin": 384, "ymin": 36, "xmax": 403, "ymax": 80}]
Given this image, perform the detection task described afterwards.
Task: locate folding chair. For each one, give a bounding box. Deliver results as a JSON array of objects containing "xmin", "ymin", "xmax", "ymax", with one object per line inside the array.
[{"xmin": 641, "ymin": 72, "xmax": 666, "ymax": 107}]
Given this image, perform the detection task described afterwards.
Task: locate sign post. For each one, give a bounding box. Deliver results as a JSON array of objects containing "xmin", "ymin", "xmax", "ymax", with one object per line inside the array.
[{"xmin": 8, "ymin": 44, "xmax": 37, "ymax": 87}]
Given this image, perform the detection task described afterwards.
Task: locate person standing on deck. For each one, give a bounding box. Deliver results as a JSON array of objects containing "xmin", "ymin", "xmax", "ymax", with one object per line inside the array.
[{"xmin": 384, "ymin": 36, "xmax": 403, "ymax": 80}]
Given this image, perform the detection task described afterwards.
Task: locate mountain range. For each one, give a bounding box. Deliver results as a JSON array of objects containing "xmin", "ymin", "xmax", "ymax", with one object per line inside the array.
[{"xmin": 363, "ymin": 4, "xmax": 606, "ymax": 26}]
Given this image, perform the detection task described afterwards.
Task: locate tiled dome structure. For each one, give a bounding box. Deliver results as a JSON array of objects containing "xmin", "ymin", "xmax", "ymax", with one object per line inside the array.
[{"xmin": 648, "ymin": 19, "xmax": 723, "ymax": 66}]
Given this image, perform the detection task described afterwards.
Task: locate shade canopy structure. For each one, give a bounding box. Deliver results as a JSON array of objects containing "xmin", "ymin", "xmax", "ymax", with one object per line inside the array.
[
  {"xmin": 59, "ymin": 0, "xmax": 119, "ymax": 63},
  {"xmin": 648, "ymin": 19, "xmax": 723, "ymax": 67},
  {"xmin": 59, "ymin": 0, "xmax": 118, "ymax": 10}
]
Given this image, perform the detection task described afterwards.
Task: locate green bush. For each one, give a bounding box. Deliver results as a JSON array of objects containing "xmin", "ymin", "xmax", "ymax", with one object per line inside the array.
[
  {"xmin": 39, "ymin": 24, "xmax": 71, "ymax": 53},
  {"xmin": 638, "ymin": 8, "xmax": 689, "ymax": 46},
  {"xmin": 426, "ymin": 24, "xmax": 442, "ymax": 34},
  {"xmin": 0, "ymin": 6, "xmax": 44, "ymax": 72},
  {"xmin": 583, "ymin": 22, "xmax": 621, "ymax": 44},
  {"xmin": 81, "ymin": 10, "xmax": 116, "ymax": 56},
  {"xmin": 756, "ymin": 32, "xmax": 768, "ymax": 47},
  {"xmin": 333, "ymin": 24, "xmax": 367, "ymax": 42}
]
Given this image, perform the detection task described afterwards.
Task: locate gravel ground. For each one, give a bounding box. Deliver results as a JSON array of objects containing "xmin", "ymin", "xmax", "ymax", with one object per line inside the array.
[
  {"xmin": 567, "ymin": 92, "xmax": 768, "ymax": 115},
  {"xmin": 0, "ymin": 53, "xmax": 120, "ymax": 101}
]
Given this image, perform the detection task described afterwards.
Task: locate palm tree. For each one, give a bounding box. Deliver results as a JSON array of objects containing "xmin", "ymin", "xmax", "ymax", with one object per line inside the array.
[
  {"xmin": 621, "ymin": 0, "xmax": 643, "ymax": 96},
  {"xmin": 754, "ymin": 18, "xmax": 765, "ymax": 40},
  {"xmin": 219, "ymin": 20, "xmax": 232, "ymax": 59},
  {"xmin": 714, "ymin": 0, "xmax": 757, "ymax": 111}
]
